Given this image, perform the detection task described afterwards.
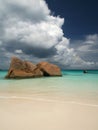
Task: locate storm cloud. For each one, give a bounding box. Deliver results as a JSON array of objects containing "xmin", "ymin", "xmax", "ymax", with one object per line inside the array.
[{"xmin": 0, "ymin": 0, "xmax": 97, "ymax": 69}]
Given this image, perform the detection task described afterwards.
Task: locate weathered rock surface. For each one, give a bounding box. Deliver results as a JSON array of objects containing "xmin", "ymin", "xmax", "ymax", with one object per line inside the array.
[
  {"xmin": 5, "ymin": 57, "xmax": 62, "ymax": 79},
  {"xmin": 37, "ymin": 62, "xmax": 62, "ymax": 76},
  {"xmin": 5, "ymin": 57, "xmax": 43, "ymax": 78}
]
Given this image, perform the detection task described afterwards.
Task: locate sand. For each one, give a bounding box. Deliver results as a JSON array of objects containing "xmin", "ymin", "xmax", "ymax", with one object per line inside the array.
[{"xmin": 0, "ymin": 96, "xmax": 98, "ymax": 130}]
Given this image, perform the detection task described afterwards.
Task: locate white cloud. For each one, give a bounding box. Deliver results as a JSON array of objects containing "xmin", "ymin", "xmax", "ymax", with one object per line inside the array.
[
  {"xmin": 78, "ymin": 45, "xmax": 92, "ymax": 52},
  {"xmin": 15, "ymin": 49, "xmax": 23, "ymax": 54},
  {"xmin": 85, "ymin": 34, "xmax": 98, "ymax": 44},
  {"xmin": 70, "ymin": 34, "xmax": 98, "ymax": 68},
  {"xmin": 1, "ymin": 0, "xmax": 64, "ymax": 50},
  {"xmin": 77, "ymin": 34, "xmax": 98, "ymax": 52},
  {"xmin": 0, "ymin": 0, "xmax": 97, "ymax": 69},
  {"xmin": 0, "ymin": 0, "xmax": 50, "ymax": 22}
]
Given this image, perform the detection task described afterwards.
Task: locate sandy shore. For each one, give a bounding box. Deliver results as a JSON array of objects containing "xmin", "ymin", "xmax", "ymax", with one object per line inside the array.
[{"xmin": 0, "ymin": 96, "xmax": 98, "ymax": 130}]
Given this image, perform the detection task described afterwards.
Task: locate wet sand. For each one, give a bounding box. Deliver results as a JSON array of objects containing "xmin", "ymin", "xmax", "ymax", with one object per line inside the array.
[{"xmin": 0, "ymin": 96, "xmax": 98, "ymax": 130}]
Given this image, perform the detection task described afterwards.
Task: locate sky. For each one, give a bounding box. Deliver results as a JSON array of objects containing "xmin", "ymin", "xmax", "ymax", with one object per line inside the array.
[{"xmin": 0, "ymin": 0, "xmax": 98, "ymax": 70}]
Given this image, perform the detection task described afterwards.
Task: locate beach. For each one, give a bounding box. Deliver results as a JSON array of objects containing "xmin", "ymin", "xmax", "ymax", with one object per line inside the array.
[
  {"xmin": 0, "ymin": 70, "xmax": 98, "ymax": 130},
  {"xmin": 0, "ymin": 0, "xmax": 98, "ymax": 129},
  {"xmin": 0, "ymin": 95, "xmax": 98, "ymax": 130}
]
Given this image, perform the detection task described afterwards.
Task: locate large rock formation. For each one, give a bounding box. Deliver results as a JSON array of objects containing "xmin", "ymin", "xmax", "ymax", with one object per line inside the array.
[
  {"xmin": 5, "ymin": 57, "xmax": 62, "ymax": 79},
  {"xmin": 5, "ymin": 57, "xmax": 43, "ymax": 78}
]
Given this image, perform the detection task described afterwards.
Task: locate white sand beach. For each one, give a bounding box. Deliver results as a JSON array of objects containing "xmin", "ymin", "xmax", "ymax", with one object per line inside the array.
[{"xmin": 0, "ymin": 95, "xmax": 98, "ymax": 130}]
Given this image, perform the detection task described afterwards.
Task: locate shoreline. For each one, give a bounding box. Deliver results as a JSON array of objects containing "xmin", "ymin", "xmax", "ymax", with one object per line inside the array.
[{"xmin": 0, "ymin": 94, "xmax": 98, "ymax": 108}]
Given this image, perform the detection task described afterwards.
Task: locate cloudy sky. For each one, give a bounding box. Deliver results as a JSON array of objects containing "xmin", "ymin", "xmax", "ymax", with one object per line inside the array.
[{"xmin": 0, "ymin": 0, "xmax": 98, "ymax": 70}]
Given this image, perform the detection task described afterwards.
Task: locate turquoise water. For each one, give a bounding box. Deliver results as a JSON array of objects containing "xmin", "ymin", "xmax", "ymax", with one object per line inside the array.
[{"xmin": 0, "ymin": 70, "xmax": 98, "ymax": 104}]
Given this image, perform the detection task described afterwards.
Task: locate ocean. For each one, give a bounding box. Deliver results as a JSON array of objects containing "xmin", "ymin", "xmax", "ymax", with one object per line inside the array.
[{"xmin": 0, "ymin": 70, "xmax": 98, "ymax": 105}]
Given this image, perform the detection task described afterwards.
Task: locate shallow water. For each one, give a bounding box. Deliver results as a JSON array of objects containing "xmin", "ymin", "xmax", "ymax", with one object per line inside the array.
[{"xmin": 0, "ymin": 70, "xmax": 98, "ymax": 105}]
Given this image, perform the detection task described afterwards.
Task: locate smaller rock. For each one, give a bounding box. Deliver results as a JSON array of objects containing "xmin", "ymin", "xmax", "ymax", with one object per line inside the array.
[{"xmin": 37, "ymin": 62, "xmax": 62, "ymax": 76}]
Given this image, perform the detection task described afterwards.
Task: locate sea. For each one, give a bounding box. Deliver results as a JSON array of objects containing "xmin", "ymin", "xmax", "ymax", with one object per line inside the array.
[{"xmin": 0, "ymin": 70, "xmax": 98, "ymax": 106}]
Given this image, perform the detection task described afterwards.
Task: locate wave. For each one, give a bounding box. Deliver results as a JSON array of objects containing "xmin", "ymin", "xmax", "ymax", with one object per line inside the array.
[{"xmin": 0, "ymin": 95, "xmax": 98, "ymax": 108}]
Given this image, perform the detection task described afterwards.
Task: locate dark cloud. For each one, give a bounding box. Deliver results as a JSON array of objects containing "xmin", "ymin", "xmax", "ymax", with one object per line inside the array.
[{"xmin": 23, "ymin": 46, "xmax": 57, "ymax": 58}]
